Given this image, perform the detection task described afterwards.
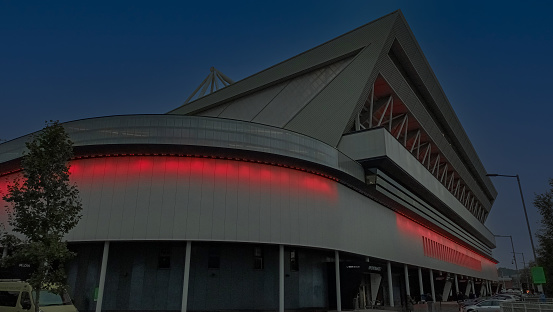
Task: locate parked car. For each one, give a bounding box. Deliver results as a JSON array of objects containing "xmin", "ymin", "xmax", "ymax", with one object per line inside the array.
[
  {"xmin": 492, "ymin": 294, "xmax": 519, "ymax": 302},
  {"xmin": 461, "ymin": 299, "xmax": 502, "ymax": 312},
  {"xmin": 0, "ymin": 280, "xmax": 78, "ymax": 312}
]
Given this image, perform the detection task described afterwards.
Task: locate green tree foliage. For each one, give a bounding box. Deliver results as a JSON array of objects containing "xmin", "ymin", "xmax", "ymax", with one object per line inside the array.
[
  {"xmin": 1, "ymin": 121, "xmax": 82, "ymax": 312},
  {"xmin": 534, "ymin": 178, "xmax": 553, "ymax": 296}
]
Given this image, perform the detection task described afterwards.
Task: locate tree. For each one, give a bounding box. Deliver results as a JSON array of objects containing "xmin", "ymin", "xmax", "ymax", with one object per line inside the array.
[
  {"xmin": 1, "ymin": 121, "xmax": 82, "ymax": 312},
  {"xmin": 533, "ymin": 178, "xmax": 553, "ymax": 296}
]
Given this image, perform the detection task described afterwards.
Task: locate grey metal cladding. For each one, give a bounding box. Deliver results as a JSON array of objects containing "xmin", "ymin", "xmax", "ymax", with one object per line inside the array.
[
  {"xmin": 217, "ymin": 82, "xmax": 287, "ymax": 120},
  {"xmin": 284, "ymin": 19, "xmax": 397, "ymax": 146},
  {"xmin": 390, "ymin": 14, "xmax": 497, "ymax": 200},
  {"xmin": 253, "ymin": 56, "xmax": 353, "ymax": 128},
  {"xmin": 168, "ymin": 11, "xmax": 400, "ymax": 116},
  {"xmin": 197, "ymin": 102, "xmax": 230, "ymax": 117}
]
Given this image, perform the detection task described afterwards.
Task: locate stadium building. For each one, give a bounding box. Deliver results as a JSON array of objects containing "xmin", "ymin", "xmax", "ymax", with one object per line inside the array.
[{"xmin": 0, "ymin": 10, "xmax": 500, "ymax": 312}]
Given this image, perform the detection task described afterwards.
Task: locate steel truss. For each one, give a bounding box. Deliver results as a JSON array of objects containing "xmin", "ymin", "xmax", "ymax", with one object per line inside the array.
[{"xmin": 353, "ymin": 77, "xmax": 487, "ymax": 223}]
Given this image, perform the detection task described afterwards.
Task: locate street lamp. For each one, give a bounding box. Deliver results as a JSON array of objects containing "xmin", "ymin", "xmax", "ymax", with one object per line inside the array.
[
  {"xmin": 514, "ymin": 252, "xmax": 532, "ymax": 292},
  {"xmin": 494, "ymin": 235, "xmax": 522, "ymax": 291},
  {"xmin": 486, "ymin": 173, "xmax": 537, "ymax": 261}
]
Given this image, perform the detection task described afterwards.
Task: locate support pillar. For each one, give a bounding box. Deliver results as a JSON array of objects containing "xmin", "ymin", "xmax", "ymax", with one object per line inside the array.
[
  {"xmin": 479, "ymin": 280, "xmax": 485, "ymax": 297},
  {"xmin": 95, "ymin": 241, "xmax": 110, "ymax": 312},
  {"xmin": 404, "ymin": 264, "xmax": 411, "ymax": 297},
  {"xmin": 181, "ymin": 241, "xmax": 192, "ymax": 312},
  {"xmin": 465, "ymin": 278, "xmax": 471, "ymax": 297},
  {"xmin": 418, "ymin": 267, "xmax": 424, "ymax": 300},
  {"xmin": 1, "ymin": 246, "xmax": 7, "ymax": 258},
  {"xmin": 335, "ymin": 251, "xmax": 341, "ymax": 312},
  {"xmin": 387, "ymin": 261, "xmax": 394, "ymax": 307},
  {"xmin": 442, "ymin": 279, "xmax": 452, "ymax": 301},
  {"xmin": 279, "ymin": 245, "xmax": 284, "ymax": 312},
  {"xmin": 455, "ymin": 274, "xmax": 459, "ymax": 296},
  {"xmin": 429, "ymin": 269, "xmax": 435, "ymax": 301}
]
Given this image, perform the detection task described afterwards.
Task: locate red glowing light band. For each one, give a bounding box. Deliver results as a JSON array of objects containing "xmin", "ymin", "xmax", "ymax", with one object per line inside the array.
[
  {"xmin": 395, "ymin": 210, "xmax": 498, "ymax": 266},
  {"xmin": 0, "ymin": 153, "xmax": 340, "ymax": 183}
]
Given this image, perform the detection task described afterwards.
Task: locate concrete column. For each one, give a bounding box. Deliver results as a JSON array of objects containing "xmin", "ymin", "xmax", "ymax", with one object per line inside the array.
[
  {"xmin": 279, "ymin": 245, "xmax": 284, "ymax": 312},
  {"xmin": 465, "ymin": 278, "xmax": 471, "ymax": 297},
  {"xmin": 181, "ymin": 241, "xmax": 192, "ymax": 312},
  {"xmin": 429, "ymin": 269, "xmax": 435, "ymax": 301},
  {"xmin": 1, "ymin": 246, "xmax": 7, "ymax": 258},
  {"xmin": 404, "ymin": 264, "xmax": 410, "ymax": 297},
  {"xmin": 418, "ymin": 267, "xmax": 424, "ymax": 298},
  {"xmin": 455, "ymin": 274, "xmax": 459, "ymax": 295},
  {"xmin": 95, "ymin": 241, "xmax": 110, "ymax": 312},
  {"xmin": 387, "ymin": 261, "xmax": 394, "ymax": 307},
  {"xmin": 335, "ymin": 250, "xmax": 341, "ymax": 312}
]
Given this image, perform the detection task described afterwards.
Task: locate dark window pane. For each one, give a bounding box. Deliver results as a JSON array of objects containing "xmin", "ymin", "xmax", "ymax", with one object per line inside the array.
[
  {"xmin": 253, "ymin": 247, "xmax": 264, "ymax": 270},
  {"xmin": 0, "ymin": 291, "xmax": 19, "ymax": 307},
  {"xmin": 290, "ymin": 249, "xmax": 298, "ymax": 271},
  {"xmin": 158, "ymin": 248, "xmax": 171, "ymax": 269},
  {"xmin": 208, "ymin": 248, "xmax": 220, "ymax": 269}
]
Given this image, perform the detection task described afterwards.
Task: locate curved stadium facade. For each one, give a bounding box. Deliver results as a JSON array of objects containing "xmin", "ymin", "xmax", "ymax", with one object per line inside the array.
[{"xmin": 0, "ymin": 11, "xmax": 500, "ymax": 312}]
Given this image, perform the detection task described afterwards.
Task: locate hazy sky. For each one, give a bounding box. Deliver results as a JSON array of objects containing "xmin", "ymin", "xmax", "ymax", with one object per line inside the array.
[{"xmin": 1, "ymin": 0, "xmax": 552, "ymax": 270}]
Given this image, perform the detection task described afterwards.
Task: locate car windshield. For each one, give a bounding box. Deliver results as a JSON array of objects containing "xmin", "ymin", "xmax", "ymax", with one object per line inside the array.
[{"xmin": 32, "ymin": 290, "xmax": 72, "ymax": 306}]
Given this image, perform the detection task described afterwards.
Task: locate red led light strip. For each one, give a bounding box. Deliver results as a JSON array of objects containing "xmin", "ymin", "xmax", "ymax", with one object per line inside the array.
[
  {"xmin": 395, "ymin": 209, "xmax": 498, "ymax": 265},
  {"xmin": 423, "ymin": 236, "xmax": 482, "ymax": 271},
  {"xmin": 0, "ymin": 153, "xmax": 340, "ymax": 183}
]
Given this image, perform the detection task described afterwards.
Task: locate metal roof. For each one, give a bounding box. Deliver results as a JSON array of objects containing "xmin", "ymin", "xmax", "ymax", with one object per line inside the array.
[{"xmin": 168, "ymin": 10, "xmax": 497, "ymax": 203}]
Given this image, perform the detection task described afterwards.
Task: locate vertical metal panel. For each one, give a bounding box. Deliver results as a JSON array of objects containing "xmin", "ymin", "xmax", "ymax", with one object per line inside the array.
[
  {"xmin": 84, "ymin": 158, "xmax": 104, "ymax": 240},
  {"xmin": 185, "ymin": 159, "xmax": 202, "ymax": 240},
  {"xmin": 235, "ymin": 161, "xmax": 251, "ymax": 241},
  {"xmin": 159, "ymin": 157, "xmax": 178, "ymax": 239},
  {"xmin": 96, "ymin": 159, "xmax": 115, "ymax": 241},
  {"xmin": 210, "ymin": 161, "xmax": 227, "ymax": 241},
  {"xmin": 172, "ymin": 158, "xmax": 191, "ymax": 238},
  {"xmin": 146, "ymin": 157, "xmax": 166, "ymax": 239},
  {"xmin": 133, "ymin": 157, "xmax": 153, "ymax": 239},
  {"xmin": 107, "ymin": 156, "xmax": 130, "ymax": 240}
]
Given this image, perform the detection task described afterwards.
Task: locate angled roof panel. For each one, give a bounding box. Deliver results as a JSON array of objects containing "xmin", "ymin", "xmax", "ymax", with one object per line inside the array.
[
  {"xmin": 168, "ymin": 11, "xmax": 400, "ymax": 117},
  {"xmin": 198, "ymin": 82, "xmax": 287, "ymax": 120},
  {"xmin": 252, "ymin": 55, "xmax": 354, "ymax": 127}
]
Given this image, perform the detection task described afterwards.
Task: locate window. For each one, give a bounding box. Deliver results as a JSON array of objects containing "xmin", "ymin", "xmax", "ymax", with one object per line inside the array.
[
  {"xmin": 290, "ymin": 249, "xmax": 298, "ymax": 271},
  {"xmin": 20, "ymin": 292, "xmax": 31, "ymax": 310},
  {"xmin": 208, "ymin": 248, "xmax": 220, "ymax": 269},
  {"xmin": 0, "ymin": 291, "xmax": 19, "ymax": 307},
  {"xmin": 158, "ymin": 248, "xmax": 171, "ymax": 269},
  {"xmin": 253, "ymin": 247, "xmax": 264, "ymax": 270}
]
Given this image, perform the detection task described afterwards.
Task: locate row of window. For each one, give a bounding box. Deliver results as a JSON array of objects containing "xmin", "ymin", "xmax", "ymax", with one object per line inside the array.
[{"xmin": 157, "ymin": 247, "xmax": 299, "ymax": 271}]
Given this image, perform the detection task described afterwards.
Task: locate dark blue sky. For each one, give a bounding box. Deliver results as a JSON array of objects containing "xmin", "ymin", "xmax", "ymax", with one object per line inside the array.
[{"xmin": 1, "ymin": 1, "xmax": 552, "ymax": 269}]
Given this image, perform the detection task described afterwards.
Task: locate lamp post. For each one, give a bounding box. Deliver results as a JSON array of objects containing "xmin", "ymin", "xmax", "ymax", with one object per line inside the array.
[
  {"xmin": 494, "ymin": 235, "xmax": 522, "ymax": 291},
  {"xmin": 486, "ymin": 174, "xmax": 537, "ymax": 261},
  {"xmin": 514, "ymin": 252, "xmax": 532, "ymax": 292}
]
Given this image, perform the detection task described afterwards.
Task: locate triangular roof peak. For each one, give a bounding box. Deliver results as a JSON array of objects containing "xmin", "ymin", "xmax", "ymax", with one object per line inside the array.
[{"xmin": 168, "ymin": 10, "xmax": 401, "ymax": 117}]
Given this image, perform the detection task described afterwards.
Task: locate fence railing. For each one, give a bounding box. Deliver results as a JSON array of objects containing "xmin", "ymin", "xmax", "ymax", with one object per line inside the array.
[{"xmin": 501, "ymin": 302, "xmax": 553, "ymax": 312}]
